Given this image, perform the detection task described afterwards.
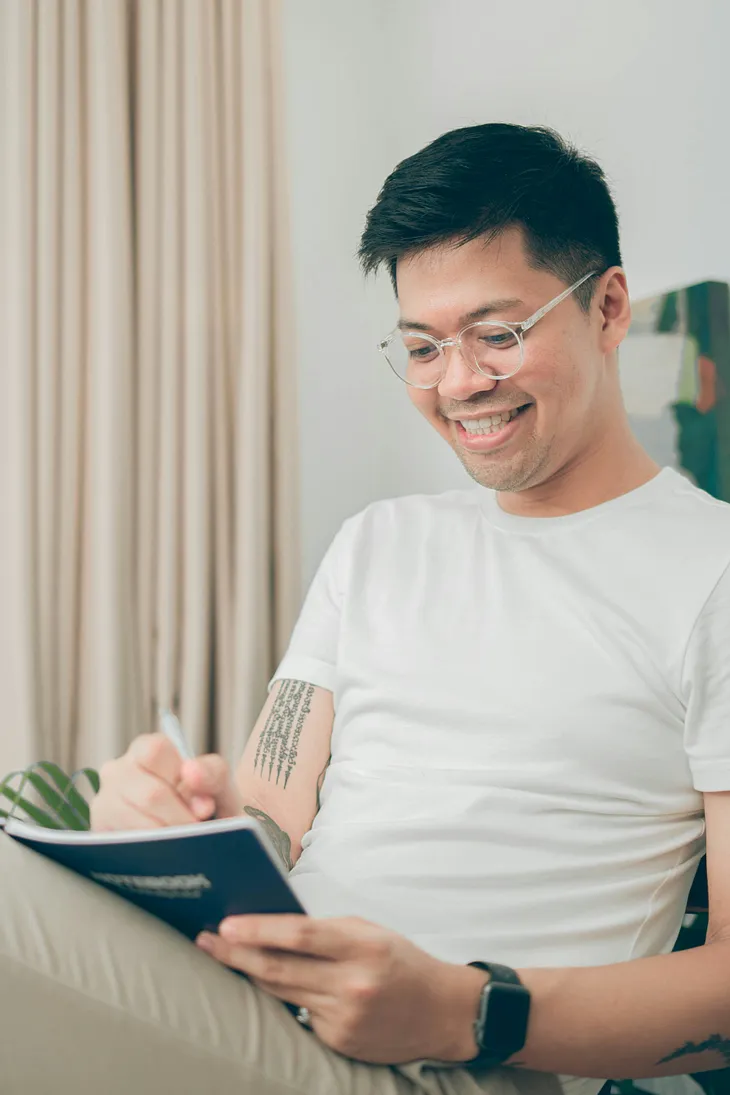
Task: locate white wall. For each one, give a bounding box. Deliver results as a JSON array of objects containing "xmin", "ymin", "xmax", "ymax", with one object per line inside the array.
[{"xmin": 281, "ymin": 0, "xmax": 730, "ymax": 588}]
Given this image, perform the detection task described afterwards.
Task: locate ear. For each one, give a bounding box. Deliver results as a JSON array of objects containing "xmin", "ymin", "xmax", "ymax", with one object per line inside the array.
[{"xmin": 596, "ymin": 268, "xmax": 631, "ymax": 354}]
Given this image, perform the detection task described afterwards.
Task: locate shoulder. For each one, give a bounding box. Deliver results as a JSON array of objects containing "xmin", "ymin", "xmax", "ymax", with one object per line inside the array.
[
  {"xmin": 314, "ymin": 488, "xmax": 478, "ymax": 561},
  {"xmin": 329, "ymin": 488, "xmax": 484, "ymax": 570},
  {"xmin": 648, "ymin": 473, "xmax": 730, "ymax": 654},
  {"xmin": 641, "ymin": 470, "xmax": 730, "ymax": 565},
  {"xmin": 349, "ymin": 488, "xmax": 483, "ymax": 533},
  {"xmin": 660, "ymin": 469, "xmax": 730, "ymax": 524},
  {"xmin": 354, "ymin": 488, "xmax": 485, "ymax": 525}
]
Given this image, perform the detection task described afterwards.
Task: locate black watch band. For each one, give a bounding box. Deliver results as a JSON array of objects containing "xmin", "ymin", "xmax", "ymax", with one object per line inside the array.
[
  {"xmin": 466, "ymin": 961, "xmax": 531, "ymax": 1070},
  {"xmin": 469, "ymin": 960, "xmax": 522, "ymax": 985}
]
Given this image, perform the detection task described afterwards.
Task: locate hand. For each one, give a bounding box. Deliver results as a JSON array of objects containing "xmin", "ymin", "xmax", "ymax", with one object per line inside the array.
[
  {"xmin": 90, "ymin": 734, "xmax": 243, "ymax": 831},
  {"xmin": 195, "ymin": 915, "xmax": 487, "ymax": 1064}
]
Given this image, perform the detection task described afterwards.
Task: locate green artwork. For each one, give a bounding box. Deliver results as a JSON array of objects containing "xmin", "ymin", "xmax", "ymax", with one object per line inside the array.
[{"xmin": 622, "ymin": 280, "xmax": 730, "ymax": 501}]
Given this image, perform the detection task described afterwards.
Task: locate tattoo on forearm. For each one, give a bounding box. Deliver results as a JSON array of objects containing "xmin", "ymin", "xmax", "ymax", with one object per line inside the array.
[
  {"xmin": 253, "ymin": 680, "xmax": 314, "ymax": 787},
  {"xmin": 657, "ymin": 1035, "xmax": 730, "ymax": 1068},
  {"xmin": 243, "ymin": 805, "xmax": 293, "ymax": 871},
  {"xmin": 315, "ymin": 755, "xmax": 331, "ymax": 812}
]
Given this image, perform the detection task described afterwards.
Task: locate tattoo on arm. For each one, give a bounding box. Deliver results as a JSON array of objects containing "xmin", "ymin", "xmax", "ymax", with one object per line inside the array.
[
  {"xmin": 243, "ymin": 805, "xmax": 293, "ymax": 872},
  {"xmin": 657, "ymin": 1035, "xmax": 730, "ymax": 1068},
  {"xmin": 253, "ymin": 680, "xmax": 314, "ymax": 787}
]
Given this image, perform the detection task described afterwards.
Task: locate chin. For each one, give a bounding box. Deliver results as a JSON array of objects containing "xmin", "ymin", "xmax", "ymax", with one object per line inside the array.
[{"xmin": 457, "ymin": 451, "xmax": 537, "ymax": 493}]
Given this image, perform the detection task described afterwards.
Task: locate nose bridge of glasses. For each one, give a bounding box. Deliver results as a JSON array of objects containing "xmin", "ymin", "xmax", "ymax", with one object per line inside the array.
[{"xmin": 437, "ymin": 334, "xmax": 482, "ymax": 380}]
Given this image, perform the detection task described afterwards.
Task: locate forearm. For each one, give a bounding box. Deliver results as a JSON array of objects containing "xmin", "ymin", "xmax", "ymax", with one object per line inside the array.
[
  {"xmin": 448, "ymin": 938, "xmax": 730, "ymax": 1078},
  {"xmin": 238, "ymin": 759, "xmax": 329, "ymax": 872},
  {"xmin": 240, "ymin": 799, "xmax": 301, "ymax": 871}
]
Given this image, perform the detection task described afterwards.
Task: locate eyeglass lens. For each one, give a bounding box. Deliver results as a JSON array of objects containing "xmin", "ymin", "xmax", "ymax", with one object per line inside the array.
[{"xmin": 384, "ymin": 324, "xmax": 524, "ymax": 388}]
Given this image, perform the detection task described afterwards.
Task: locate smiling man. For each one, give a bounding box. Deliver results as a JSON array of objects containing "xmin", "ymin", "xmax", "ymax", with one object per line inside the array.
[{"xmin": 3, "ymin": 123, "xmax": 730, "ymax": 1095}]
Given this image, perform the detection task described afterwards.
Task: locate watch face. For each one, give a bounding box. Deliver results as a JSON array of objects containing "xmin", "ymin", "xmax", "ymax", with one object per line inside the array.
[{"xmin": 480, "ymin": 982, "xmax": 531, "ymax": 1055}]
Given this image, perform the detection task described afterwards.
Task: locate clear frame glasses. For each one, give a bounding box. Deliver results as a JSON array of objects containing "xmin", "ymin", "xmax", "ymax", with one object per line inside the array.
[{"xmin": 377, "ymin": 269, "xmax": 598, "ymax": 389}]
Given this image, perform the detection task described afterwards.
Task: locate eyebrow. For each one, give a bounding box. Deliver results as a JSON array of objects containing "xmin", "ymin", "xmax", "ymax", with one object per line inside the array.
[{"xmin": 397, "ymin": 298, "xmax": 525, "ymax": 333}]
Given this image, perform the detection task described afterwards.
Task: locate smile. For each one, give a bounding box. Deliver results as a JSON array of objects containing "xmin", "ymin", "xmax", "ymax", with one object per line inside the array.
[{"xmin": 453, "ymin": 403, "xmax": 533, "ymax": 450}]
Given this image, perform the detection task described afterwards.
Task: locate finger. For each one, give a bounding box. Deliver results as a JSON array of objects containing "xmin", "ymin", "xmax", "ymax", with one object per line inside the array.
[
  {"xmin": 218, "ymin": 915, "xmax": 369, "ymax": 960},
  {"xmin": 196, "ymin": 935, "xmax": 336, "ymax": 993},
  {"xmin": 189, "ymin": 794, "xmax": 217, "ymax": 820},
  {"xmin": 250, "ymin": 978, "xmax": 330, "ymax": 1013},
  {"xmin": 180, "ymin": 755, "xmax": 242, "ymax": 818},
  {"xmin": 116, "ymin": 767, "xmax": 198, "ymax": 827},
  {"xmin": 128, "ymin": 733, "xmax": 185, "ymax": 784},
  {"xmin": 90, "ymin": 798, "xmax": 165, "ymax": 832}
]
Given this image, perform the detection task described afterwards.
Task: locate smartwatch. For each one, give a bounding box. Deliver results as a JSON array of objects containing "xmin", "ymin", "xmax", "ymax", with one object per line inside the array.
[{"xmin": 466, "ymin": 961, "xmax": 531, "ymax": 1069}]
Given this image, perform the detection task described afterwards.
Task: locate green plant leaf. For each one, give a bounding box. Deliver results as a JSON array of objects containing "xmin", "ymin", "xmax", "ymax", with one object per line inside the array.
[
  {"xmin": 0, "ymin": 769, "xmax": 26, "ymax": 795},
  {"xmin": 72, "ymin": 766, "xmax": 100, "ymax": 796},
  {"xmin": 0, "ymin": 769, "xmax": 34, "ymax": 819},
  {"xmin": 23, "ymin": 770, "xmax": 86, "ymax": 830},
  {"xmin": 0, "ymin": 790, "xmax": 64, "ymax": 828},
  {"xmin": 34, "ymin": 761, "xmax": 92, "ymax": 828}
]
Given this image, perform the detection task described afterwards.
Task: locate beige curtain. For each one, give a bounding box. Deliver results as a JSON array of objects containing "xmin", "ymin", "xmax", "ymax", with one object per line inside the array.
[{"xmin": 0, "ymin": 0, "xmax": 299, "ymax": 778}]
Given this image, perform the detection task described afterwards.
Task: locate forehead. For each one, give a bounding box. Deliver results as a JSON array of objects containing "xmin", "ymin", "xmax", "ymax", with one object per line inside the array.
[
  {"xmin": 396, "ymin": 229, "xmax": 527, "ymax": 295},
  {"xmin": 394, "ymin": 229, "xmax": 546, "ymax": 327}
]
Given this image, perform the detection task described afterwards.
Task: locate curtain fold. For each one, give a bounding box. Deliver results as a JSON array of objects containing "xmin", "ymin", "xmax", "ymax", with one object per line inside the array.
[{"xmin": 0, "ymin": 0, "xmax": 299, "ymax": 776}]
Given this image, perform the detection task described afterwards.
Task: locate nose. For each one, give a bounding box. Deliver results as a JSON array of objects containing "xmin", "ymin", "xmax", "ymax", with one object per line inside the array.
[{"xmin": 436, "ymin": 343, "xmax": 499, "ymax": 401}]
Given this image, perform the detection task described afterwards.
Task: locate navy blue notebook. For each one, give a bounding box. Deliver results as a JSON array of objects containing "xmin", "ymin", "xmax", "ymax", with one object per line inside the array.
[{"xmin": 3, "ymin": 815, "xmax": 305, "ymax": 940}]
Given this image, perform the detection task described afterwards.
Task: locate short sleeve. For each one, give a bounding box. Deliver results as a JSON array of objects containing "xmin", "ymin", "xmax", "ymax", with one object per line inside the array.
[
  {"xmin": 268, "ymin": 516, "xmax": 358, "ymax": 697},
  {"xmin": 682, "ymin": 562, "xmax": 730, "ymax": 791}
]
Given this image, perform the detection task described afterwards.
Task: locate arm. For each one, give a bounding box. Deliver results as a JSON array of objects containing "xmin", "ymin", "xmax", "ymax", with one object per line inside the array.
[
  {"xmin": 229, "ymin": 518, "xmax": 350, "ymax": 868},
  {"xmin": 233, "ymin": 679, "xmax": 334, "ymax": 871},
  {"xmin": 465, "ymin": 565, "xmax": 730, "ymax": 1078},
  {"xmin": 444, "ymin": 789, "xmax": 730, "ymax": 1078},
  {"xmin": 195, "ymin": 791, "xmax": 730, "ymax": 1071}
]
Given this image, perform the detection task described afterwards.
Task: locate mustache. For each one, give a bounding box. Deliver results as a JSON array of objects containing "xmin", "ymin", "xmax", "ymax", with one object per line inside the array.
[{"xmin": 440, "ymin": 396, "xmax": 533, "ymax": 418}]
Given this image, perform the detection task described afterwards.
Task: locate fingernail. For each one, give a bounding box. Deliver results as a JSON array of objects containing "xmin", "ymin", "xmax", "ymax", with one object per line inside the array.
[
  {"xmin": 196, "ymin": 932, "xmax": 214, "ymax": 951},
  {"xmin": 220, "ymin": 918, "xmax": 247, "ymax": 941}
]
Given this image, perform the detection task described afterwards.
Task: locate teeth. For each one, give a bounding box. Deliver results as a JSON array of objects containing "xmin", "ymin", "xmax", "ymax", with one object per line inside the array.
[{"xmin": 459, "ymin": 407, "xmax": 523, "ymax": 435}]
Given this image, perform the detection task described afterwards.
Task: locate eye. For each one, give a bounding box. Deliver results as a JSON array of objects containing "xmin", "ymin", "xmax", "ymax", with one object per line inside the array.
[
  {"xmin": 403, "ymin": 337, "xmax": 439, "ymax": 362},
  {"xmin": 478, "ymin": 330, "xmax": 518, "ymax": 349},
  {"xmin": 409, "ymin": 345, "xmax": 438, "ymax": 361}
]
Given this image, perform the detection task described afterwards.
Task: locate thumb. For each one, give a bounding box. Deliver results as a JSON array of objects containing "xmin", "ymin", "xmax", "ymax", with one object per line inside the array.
[{"xmin": 180, "ymin": 755, "xmax": 242, "ymax": 819}]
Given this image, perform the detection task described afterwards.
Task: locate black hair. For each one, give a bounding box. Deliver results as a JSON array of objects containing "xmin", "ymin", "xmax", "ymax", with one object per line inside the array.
[{"xmin": 358, "ymin": 123, "xmax": 621, "ymax": 311}]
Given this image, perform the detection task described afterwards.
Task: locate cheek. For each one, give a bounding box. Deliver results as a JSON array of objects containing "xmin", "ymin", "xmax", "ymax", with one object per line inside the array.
[
  {"xmin": 535, "ymin": 363, "xmax": 598, "ymax": 452},
  {"xmin": 527, "ymin": 339, "xmax": 588, "ymax": 410}
]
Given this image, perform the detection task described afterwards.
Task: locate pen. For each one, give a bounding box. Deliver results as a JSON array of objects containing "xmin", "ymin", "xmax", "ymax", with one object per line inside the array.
[
  {"xmin": 158, "ymin": 707, "xmax": 218, "ymax": 821},
  {"xmin": 157, "ymin": 707, "xmax": 196, "ymax": 760}
]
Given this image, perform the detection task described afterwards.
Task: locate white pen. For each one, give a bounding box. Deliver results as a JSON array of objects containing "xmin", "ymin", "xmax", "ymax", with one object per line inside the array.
[
  {"xmin": 158, "ymin": 707, "xmax": 218, "ymax": 821},
  {"xmin": 157, "ymin": 707, "xmax": 196, "ymax": 760}
]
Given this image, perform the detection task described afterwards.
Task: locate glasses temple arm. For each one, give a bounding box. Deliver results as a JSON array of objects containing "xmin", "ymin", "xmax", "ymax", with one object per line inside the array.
[{"xmin": 520, "ymin": 270, "xmax": 598, "ymax": 333}]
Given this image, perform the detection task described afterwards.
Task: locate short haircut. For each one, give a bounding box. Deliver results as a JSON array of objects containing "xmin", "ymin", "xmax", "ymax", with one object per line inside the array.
[{"xmin": 358, "ymin": 123, "xmax": 622, "ymax": 311}]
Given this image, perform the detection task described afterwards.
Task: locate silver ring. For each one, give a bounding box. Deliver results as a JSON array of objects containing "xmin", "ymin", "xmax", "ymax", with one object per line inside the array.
[{"xmin": 296, "ymin": 1006, "xmax": 312, "ymax": 1027}]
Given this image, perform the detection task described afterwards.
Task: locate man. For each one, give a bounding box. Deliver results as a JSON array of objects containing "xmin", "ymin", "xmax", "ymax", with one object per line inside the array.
[{"xmin": 3, "ymin": 123, "xmax": 730, "ymax": 1095}]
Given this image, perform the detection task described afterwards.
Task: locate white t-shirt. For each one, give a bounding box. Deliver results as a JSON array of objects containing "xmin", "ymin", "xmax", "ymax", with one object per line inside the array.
[{"xmin": 272, "ymin": 467, "xmax": 730, "ymax": 1090}]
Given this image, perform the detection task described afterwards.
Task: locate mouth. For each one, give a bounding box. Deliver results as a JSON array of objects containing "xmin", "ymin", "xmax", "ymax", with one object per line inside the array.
[{"xmin": 451, "ymin": 402, "xmax": 533, "ymax": 452}]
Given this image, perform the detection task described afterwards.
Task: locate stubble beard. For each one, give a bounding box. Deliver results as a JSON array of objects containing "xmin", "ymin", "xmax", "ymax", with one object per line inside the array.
[{"xmin": 453, "ymin": 433, "xmax": 551, "ymax": 493}]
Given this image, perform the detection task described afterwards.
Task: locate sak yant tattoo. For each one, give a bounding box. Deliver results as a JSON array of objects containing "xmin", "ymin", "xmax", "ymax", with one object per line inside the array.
[
  {"xmin": 243, "ymin": 805, "xmax": 294, "ymax": 872},
  {"xmin": 253, "ymin": 679, "xmax": 314, "ymax": 787},
  {"xmin": 657, "ymin": 1035, "xmax": 730, "ymax": 1068}
]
